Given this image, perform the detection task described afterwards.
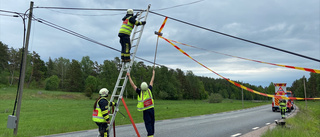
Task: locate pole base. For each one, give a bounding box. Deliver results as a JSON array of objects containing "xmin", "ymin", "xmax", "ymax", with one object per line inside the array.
[{"xmin": 7, "ymin": 115, "xmax": 17, "ymax": 129}]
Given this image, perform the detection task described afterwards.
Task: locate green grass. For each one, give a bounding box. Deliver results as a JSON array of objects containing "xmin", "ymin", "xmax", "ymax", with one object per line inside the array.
[
  {"xmin": 262, "ymin": 101, "xmax": 320, "ymax": 137},
  {"xmin": 0, "ymin": 87, "xmax": 269, "ymax": 137}
]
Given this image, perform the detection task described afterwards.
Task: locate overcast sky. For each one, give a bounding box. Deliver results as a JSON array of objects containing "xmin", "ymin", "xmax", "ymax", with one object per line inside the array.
[{"xmin": 0, "ymin": 0, "xmax": 319, "ymax": 87}]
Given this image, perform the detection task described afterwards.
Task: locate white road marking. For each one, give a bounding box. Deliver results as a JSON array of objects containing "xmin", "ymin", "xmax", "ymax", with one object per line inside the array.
[
  {"xmin": 252, "ymin": 127, "xmax": 259, "ymax": 130},
  {"xmin": 231, "ymin": 133, "xmax": 241, "ymax": 137}
]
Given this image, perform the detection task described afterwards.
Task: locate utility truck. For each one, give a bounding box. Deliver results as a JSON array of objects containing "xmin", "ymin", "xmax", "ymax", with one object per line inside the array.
[{"xmin": 272, "ymin": 83, "xmax": 294, "ymax": 112}]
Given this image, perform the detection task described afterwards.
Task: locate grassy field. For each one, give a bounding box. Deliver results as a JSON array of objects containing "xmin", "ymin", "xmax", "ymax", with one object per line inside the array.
[
  {"xmin": 262, "ymin": 101, "xmax": 320, "ymax": 137},
  {"xmin": 0, "ymin": 87, "xmax": 269, "ymax": 137}
]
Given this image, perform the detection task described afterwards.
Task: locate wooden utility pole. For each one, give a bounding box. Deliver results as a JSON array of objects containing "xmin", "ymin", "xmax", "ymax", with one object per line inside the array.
[
  {"xmin": 14, "ymin": 1, "xmax": 33, "ymax": 135},
  {"xmin": 303, "ymin": 77, "xmax": 307, "ymax": 109},
  {"xmin": 242, "ymin": 87, "xmax": 244, "ymax": 108},
  {"xmin": 241, "ymin": 81, "xmax": 244, "ymax": 109}
]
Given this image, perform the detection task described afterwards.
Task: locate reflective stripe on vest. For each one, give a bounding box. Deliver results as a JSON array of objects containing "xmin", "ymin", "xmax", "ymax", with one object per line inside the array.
[
  {"xmin": 137, "ymin": 89, "xmax": 154, "ymax": 111},
  {"xmin": 92, "ymin": 97, "xmax": 109, "ymax": 122},
  {"xmin": 280, "ymin": 102, "xmax": 286, "ymax": 109},
  {"xmin": 119, "ymin": 17, "xmax": 134, "ymax": 36}
]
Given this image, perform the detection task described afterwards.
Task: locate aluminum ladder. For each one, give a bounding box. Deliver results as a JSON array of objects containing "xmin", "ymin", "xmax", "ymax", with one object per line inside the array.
[{"xmin": 108, "ymin": 5, "xmax": 151, "ymax": 135}]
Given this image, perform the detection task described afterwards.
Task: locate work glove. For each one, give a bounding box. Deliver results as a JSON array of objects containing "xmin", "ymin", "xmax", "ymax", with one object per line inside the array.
[
  {"xmin": 141, "ymin": 21, "xmax": 146, "ymax": 25},
  {"xmin": 134, "ymin": 13, "xmax": 140, "ymax": 18}
]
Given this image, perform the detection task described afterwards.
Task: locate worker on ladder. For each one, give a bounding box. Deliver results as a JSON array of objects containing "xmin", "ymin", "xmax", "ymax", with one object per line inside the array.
[
  {"xmin": 279, "ymin": 99, "xmax": 286, "ymax": 119},
  {"xmin": 118, "ymin": 9, "xmax": 146, "ymax": 62},
  {"xmin": 92, "ymin": 88, "xmax": 116, "ymax": 137},
  {"xmin": 127, "ymin": 70, "xmax": 155, "ymax": 137}
]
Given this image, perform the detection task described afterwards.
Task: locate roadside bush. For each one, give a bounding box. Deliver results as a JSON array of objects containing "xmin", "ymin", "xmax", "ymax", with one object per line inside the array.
[
  {"xmin": 45, "ymin": 75, "xmax": 60, "ymax": 90},
  {"xmin": 84, "ymin": 87, "xmax": 93, "ymax": 98},
  {"xmin": 158, "ymin": 90, "xmax": 168, "ymax": 99},
  {"xmin": 84, "ymin": 75, "xmax": 97, "ymax": 98},
  {"xmin": 208, "ymin": 93, "xmax": 223, "ymax": 103},
  {"xmin": 0, "ymin": 71, "xmax": 9, "ymax": 85}
]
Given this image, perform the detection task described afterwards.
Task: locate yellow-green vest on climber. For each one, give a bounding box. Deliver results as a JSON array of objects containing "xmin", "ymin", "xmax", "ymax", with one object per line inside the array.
[{"xmin": 118, "ymin": 9, "xmax": 146, "ymax": 63}]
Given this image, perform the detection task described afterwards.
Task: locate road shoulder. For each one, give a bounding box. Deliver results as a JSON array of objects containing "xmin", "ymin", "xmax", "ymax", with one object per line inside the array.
[{"xmin": 241, "ymin": 105, "xmax": 299, "ymax": 137}]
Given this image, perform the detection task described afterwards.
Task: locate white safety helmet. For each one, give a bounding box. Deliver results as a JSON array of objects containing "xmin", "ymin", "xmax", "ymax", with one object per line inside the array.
[
  {"xmin": 127, "ymin": 9, "xmax": 134, "ymax": 15},
  {"xmin": 99, "ymin": 88, "xmax": 109, "ymax": 97},
  {"xmin": 140, "ymin": 82, "xmax": 148, "ymax": 91}
]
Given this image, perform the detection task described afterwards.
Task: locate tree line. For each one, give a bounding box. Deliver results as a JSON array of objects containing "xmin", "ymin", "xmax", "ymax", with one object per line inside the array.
[{"xmin": 1, "ymin": 41, "xmax": 319, "ymax": 100}]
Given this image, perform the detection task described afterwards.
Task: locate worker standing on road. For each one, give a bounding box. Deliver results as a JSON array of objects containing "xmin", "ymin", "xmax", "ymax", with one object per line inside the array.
[
  {"xmin": 92, "ymin": 88, "xmax": 116, "ymax": 137},
  {"xmin": 279, "ymin": 99, "xmax": 286, "ymax": 119},
  {"xmin": 127, "ymin": 70, "xmax": 155, "ymax": 137},
  {"xmin": 118, "ymin": 9, "xmax": 146, "ymax": 63}
]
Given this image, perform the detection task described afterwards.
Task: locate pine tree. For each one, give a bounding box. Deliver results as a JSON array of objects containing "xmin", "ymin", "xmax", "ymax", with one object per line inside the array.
[
  {"xmin": 66, "ymin": 59, "xmax": 84, "ymax": 92},
  {"xmin": 46, "ymin": 57, "xmax": 54, "ymax": 78}
]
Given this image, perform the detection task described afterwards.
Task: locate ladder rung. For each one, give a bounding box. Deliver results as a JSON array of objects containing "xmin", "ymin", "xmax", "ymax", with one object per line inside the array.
[
  {"xmin": 134, "ymin": 30, "xmax": 142, "ymax": 34},
  {"xmin": 116, "ymin": 86, "xmax": 123, "ymax": 88},
  {"xmin": 139, "ymin": 16, "xmax": 145, "ymax": 20},
  {"xmin": 133, "ymin": 37, "xmax": 139, "ymax": 41},
  {"xmin": 120, "ymin": 77, "xmax": 126, "ymax": 80},
  {"xmin": 109, "ymin": 109, "xmax": 119, "ymax": 115},
  {"xmin": 112, "ymin": 95, "xmax": 120, "ymax": 97}
]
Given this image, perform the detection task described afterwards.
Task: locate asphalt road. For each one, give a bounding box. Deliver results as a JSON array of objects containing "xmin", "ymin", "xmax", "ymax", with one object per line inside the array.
[{"xmin": 41, "ymin": 104, "xmax": 293, "ymax": 137}]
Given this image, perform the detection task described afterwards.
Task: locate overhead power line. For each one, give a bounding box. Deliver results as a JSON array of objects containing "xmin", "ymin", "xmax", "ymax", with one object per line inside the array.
[
  {"xmin": 152, "ymin": 0, "xmax": 205, "ymax": 11},
  {"xmin": 0, "ymin": 13, "xmax": 19, "ymax": 17},
  {"xmin": 11, "ymin": 5, "xmax": 320, "ymax": 64},
  {"xmin": 149, "ymin": 11, "xmax": 320, "ymax": 63},
  {"xmin": 0, "ymin": 9, "xmax": 25, "ymax": 16},
  {"xmin": 1, "ymin": 8, "xmax": 170, "ymax": 68},
  {"xmin": 34, "ymin": 0, "xmax": 204, "ymax": 16},
  {"xmin": 34, "ymin": 7, "xmax": 130, "ymax": 11},
  {"xmin": 33, "ymin": 7, "xmax": 142, "ymax": 17},
  {"xmin": 32, "ymin": 17, "xmax": 166, "ymax": 67},
  {"xmin": 46, "ymin": 9, "xmax": 124, "ymax": 16},
  {"xmin": 32, "ymin": 4, "xmax": 320, "ymax": 62}
]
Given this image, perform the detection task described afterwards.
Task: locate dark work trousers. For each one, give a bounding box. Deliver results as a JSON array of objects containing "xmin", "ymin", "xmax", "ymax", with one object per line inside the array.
[
  {"xmin": 119, "ymin": 35, "xmax": 131, "ymax": 61},
  {"xmin": 280, "ymin": 106, "xmax": 286, "ymax": 118},
  {"xmin": 143, "ymin": 108, "xmax": 155, "ymax": 136},
  {"xmin": 95, "ymin": 122, "xmax": 109, "ymax": 137}
]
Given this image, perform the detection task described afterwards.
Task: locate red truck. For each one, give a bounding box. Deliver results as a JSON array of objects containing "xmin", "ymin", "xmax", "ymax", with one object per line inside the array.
[{"xmin": 272, "ymin": 83, "xmax": 294, "ymax": 112}]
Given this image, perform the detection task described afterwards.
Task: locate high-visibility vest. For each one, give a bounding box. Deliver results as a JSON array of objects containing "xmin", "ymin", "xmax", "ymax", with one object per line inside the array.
[
  {"xmin": 279, "ymin": 102, "xmax": 286, "ymax": 109},
  {"xmin": 92, "ymin": 97, "xmax": 110, "ymax": 123},
  {"xmin": 119, "ymin": 16, "xmax": 135, "ymax": 36},
  {"xmin": 137, "ymin": 89, "xmax": 154, "ymax": 111}
]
